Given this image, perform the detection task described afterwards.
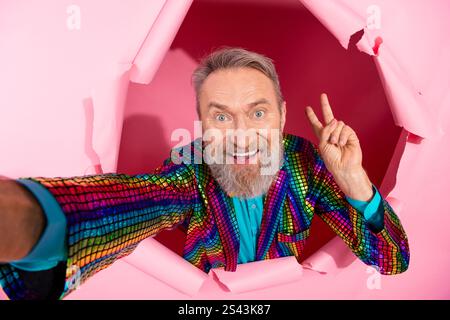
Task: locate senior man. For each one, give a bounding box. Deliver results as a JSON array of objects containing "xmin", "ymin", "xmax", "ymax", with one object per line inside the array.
[{"xmin": 0, "ymin": 47, "xmax": 410, "ymax": 300}]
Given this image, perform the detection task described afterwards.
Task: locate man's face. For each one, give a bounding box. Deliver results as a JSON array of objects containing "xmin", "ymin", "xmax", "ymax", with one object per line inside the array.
[{"xmin": 198, "ymin": 67, "xmax": 286, "ymax": 197}]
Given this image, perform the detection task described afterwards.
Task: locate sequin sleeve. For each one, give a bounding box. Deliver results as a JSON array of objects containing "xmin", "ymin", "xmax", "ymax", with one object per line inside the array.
[
  {"xmin": 306, "ymin": 142, "xmax": 410, "ymax": 275},
  {"xmin": 0, "ymin": 156, "xmax": 199, "ymax": 300}
]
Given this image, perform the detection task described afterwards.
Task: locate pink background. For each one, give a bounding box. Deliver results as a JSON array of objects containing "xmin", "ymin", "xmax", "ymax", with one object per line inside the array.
[{"xmin": 1, "ymin": 0, "xmax": 449, "ymax": 299}]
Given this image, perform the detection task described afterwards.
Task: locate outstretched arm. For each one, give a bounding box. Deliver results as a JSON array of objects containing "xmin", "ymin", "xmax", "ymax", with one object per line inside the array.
[{"xmin": 0, "ymin": 152, "xmax": 199, "ymax": 300}]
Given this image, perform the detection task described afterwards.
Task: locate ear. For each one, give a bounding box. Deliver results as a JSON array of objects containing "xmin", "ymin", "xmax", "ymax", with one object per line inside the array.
[{"xmin": 280, "ymin": 101, "xmax": 287, "ymax": 130}]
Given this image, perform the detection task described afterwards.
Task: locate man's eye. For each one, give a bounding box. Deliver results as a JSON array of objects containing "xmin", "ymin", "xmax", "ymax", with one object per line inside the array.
[
  {"xmin": 254, "ymin": 110, "xmax": 265, "ymax": 118},
  {"xmin": 216, "ymin": 114, "xmax": 228, "ymax": 121}
]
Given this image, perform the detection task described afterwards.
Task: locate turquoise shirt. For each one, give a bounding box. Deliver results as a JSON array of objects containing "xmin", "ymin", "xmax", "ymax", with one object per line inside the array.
[
  {"xmin": 232, "ymin": 194, "xmax": 265, "ymax": 264},
  {"xmin": 11, "ymin": 179, "xmax": 384, "ymax": 271}
]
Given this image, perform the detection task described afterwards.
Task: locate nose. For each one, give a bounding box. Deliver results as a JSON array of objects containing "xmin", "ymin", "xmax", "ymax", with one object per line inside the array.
[
  {"xmin": 229, "ymin": 116, "xmax": 256, "ymax": 151},
  {"xmin": 233, "ymin": 115, "xmax": 249, "ymax": 131}
]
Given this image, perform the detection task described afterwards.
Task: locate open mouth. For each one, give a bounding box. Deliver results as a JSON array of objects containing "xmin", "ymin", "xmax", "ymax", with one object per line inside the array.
[
  {"xmin": 232, "ymin": 149, "xmax": 258, "ymax": 157},
  {"xmin": 227, "ymin": 149, "xmax": 259, "ymax": 164}
]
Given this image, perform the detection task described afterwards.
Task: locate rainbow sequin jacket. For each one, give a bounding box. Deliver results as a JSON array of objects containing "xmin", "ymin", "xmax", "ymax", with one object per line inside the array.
[{"xmin": 0, "ymin": 133, "xmax": 410, "ymax": 300}]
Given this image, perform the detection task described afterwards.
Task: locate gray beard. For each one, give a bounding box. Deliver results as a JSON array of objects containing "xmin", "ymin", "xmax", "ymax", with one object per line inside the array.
[{"xmin": 206, "ymin": 137, "xmax": 285, "ymax": 198}]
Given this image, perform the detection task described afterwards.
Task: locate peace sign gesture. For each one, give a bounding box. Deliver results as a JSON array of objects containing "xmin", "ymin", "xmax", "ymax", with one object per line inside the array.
[{"xmin": 305, "ymin": 93, "xmax": 373, "ymax": 201}]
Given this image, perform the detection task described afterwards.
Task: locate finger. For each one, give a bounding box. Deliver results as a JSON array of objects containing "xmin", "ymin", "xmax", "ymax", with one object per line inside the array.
[
  {"xmin": 329, "ymin": 120, "xmax": 345, "ymax": 145},
  {"xmin": 320, "ymin": 118, "xmax": 337, "ymax": 144},
  {"xmin": 340, "ymin": 126, "xmax": 358, "ymax": 146},
  {"xmin": 305, "ymin": 106, "xmax": 323, "ymax": 137},
  {"xmin": 320, "ymin": 93, "xmax": 335, "ymax": 124},
  {"xmin": 338, "ymin": 126, "xmax": 352, "ymax": 146}
]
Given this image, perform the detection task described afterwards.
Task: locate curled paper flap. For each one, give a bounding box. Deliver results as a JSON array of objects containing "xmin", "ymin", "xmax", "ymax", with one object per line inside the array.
[
  {"xmin": 89, "ymin": 62, "xmax": 134, "ymax": 173},
  {"xmin": 301, "ymin": 237, "xmax": 356, "ymax": 275},
  {"xmin": 122, "ymin": 238, "xmax": 208, "ymax": 296},
  {"xmin": 300, "ymin": 0, "xmax": 365, "ymax": 49},
  {"xmin": 299, "ymin": 0, "xmax": 449, "ymax": 139},
  {"xmin": 210, "ymin": 256, "xmax": 303, "ymax": 294},
  {"xmin": 129, "ymin": 0, "xmax": 193, "ymax": 84},
  {"xmin": 373, "ymin": 51, "xmax": 438, "ymax": 139}
]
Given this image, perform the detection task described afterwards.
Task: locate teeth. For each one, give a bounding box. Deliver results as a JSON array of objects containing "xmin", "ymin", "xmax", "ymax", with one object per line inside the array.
[{"xmin": 232, "ymin": 149, "xmax": 258, "ymax": 157}]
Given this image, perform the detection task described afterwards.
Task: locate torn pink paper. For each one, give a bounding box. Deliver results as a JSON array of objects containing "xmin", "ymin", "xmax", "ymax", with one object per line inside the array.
[
  {"xmin": 129, "ymin": 0, "xmax": 194, "ymax": 84},
  {"xmin": 296, "ymin": 0, "xmax": 450, "ymax": 299},
  {"xmin": 301, "ymin": 237, "xmax": 355, "ymax": 275},
  {"xmin": 299, "ymin": 0, "xmax": 450, "ymax": 138},
  {"xmin": 121, "ymin": 238, "xmax": 208, "ymax": 296},
  {"xmin": 210, "ymin": 256, "xmax": 304, "ymax": 294},
  {"xmin": 0, "ymin": 0, "xmax": 167, "ymax": 177},
  {"xmin": 87, "ymin": 62, "xmax": 134, "ymax": 173}
]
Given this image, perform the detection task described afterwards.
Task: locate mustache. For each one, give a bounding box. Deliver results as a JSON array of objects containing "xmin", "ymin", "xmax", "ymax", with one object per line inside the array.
[
  {"xmin": 203, "ymin": 134, "xmax": 270, "ymax": 155},
  {"xmin": 200, "ymin": 128, "xmax": 283, "ymax": 175},
  {"xmin": 205, "ymin": 134, "xmax": 284, "ymax": 197}
]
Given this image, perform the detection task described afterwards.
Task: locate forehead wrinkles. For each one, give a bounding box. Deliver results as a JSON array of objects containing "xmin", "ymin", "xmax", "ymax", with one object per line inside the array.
[
  {"xmin": 202, "ymin": 70, "xmax": 274, "ymax": 105},
  {"xmin": 207, "ymin": 85, "xmax": 267, "ymax": 107}
]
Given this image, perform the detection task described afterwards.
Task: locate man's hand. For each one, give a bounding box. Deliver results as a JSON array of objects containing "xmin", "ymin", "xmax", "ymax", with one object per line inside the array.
[
  {"xmin": 305, "ymin": 93, "xmax": 374, "ymax": 202},
  {"xmin": 0, "ymin": 175, "xmax": 45, "ymax": 262}
]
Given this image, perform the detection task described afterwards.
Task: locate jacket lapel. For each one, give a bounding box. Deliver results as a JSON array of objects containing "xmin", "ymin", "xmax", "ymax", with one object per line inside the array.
[
  {"xmin": 203, "ymin": 168, "xmax": 240, "ymax": 271},
  {"xmin": 256, "ymin": 162, "xmax": 289, "ymax": 260}
]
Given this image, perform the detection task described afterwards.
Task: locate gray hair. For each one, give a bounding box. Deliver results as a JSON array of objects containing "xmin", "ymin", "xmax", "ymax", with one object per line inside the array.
[{"xmin": 191, "ymin": 46, "xmax": 284, "ymax": 117}]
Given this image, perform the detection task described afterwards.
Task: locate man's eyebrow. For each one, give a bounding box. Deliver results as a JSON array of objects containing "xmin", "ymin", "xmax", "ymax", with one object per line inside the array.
[
  {"xmin": 247, "ymin": 98, "xmax": 271, "ymax": 108},
  {"xmin": 207, "ymin": 98, "xmax": 270, "ymax": 111},
  {"xmin": 207, "ymin": 102, "xmax": 229, "ymax": 111}
]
